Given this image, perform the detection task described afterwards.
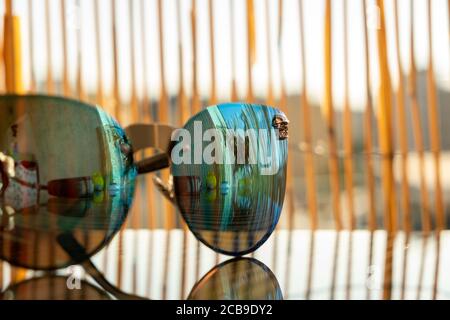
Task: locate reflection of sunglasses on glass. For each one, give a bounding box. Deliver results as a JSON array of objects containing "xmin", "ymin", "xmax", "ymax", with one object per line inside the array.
[{"xmin": 0, "ymin": 95, "xmax": 289, "ymax": 257}]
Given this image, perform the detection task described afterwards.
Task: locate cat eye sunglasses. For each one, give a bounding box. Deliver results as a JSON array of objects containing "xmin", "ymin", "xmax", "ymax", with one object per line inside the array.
[{"xmin": 0, "ymin": 94, "xmax": 289, "ymax": 271}]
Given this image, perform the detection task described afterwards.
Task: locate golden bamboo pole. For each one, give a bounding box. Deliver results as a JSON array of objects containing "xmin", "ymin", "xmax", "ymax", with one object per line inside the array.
[
  {"xmin": 277, "ymin": 0, "xmax": 294, "ymax": 234},
  {"xmin": 190, "ymin": 0, "xmax": 202, "ymax": 281},
  {"xmin": 3, "ymin": 0, "xmax": 27, "ymax": 284},
  {"xmin": 433, "ymin": 233, "xmax": 441, "ymax": 299},
  {"xmin": 362, "ymin": 0, "xmax": 377, "ymax": 232},
  {"xmin": 229, "ymin": 0, "xmax": 238, "ymax": 102},
  {"xmin": 176, "ymin": 0, "xmax": 190, "ymax": 298},
  {"xmin": 27, "ymin": 0, "xmax": 36, "ymax": 92},
  {"xmin": 176, "ymin": 0, "xmax": 189, "ymax": 124},
  {"xmin": 426, "ymin": 0, "xmax": 445, "ymax": 232},
  {"xmin": 208, "ymin": 0, "xmax": 217, "ymax": 105},
  {"xmin": 376, "ymin": 0, "xmax": 397, "ymax": 233},
  {"xmin": 299, "ymin": 0, "xmax": 318, "ymax": 230},
  {"xmin": 45, "ymin": 0, "xmax": 54, "ymax": 94},
  {"xmin": 376, "ymin": 0, "xmax": 397, "ymax": 300},
  {"xmin": 408, "ymin": 0, "xmax": 431, "ymax": 235},
  {"xmin": 157, "ymin": 0, "xmax": 174, "ymax": 224},
  {"xmin": 157, "ymin": 0, "xmax": 174, "ymax": 300},
  {"xmin": 305, "ymin": 231, "xmax": 315, "ymax": 299},
  {"xmin": 264, "ymin": 0, "xmax": 274, "ymax": 106},
  {"xmin": 128, "ymin": 0, "xmax": 141, "ymax": 295},
  {"xmin": 60, "ymin": 0, "xmax": 70, "ymax": 96},
  {"xmin": 394, "ymin": 0, "xmax": 411, "ymax": 233},
  {"xmin": 75, "ymin": 0, "xmax": 85, "ymax": 101},
  {"xmin": 94, "ymin": 0, "xmax": 104, "ymax": 106},
  {"xmin": 342, "ymin": 0, "xmax": 355, "ymax": 230},
  {"xmin": 323, "ymin": 0, "xmax": 342, "ymax": 230},
  {"xmin": 111, "ymin": 0, "xmax": 121, "ymax": 123},
  {"xmin": 3, "ymin": 0, "xmax": 23, "ymax": 93},
  {"xmin": 246, "ymin": 0, "xmax": 255, "ymax": 102},
  {"xmin": 400, "ymin": 233, "xmax": 410, "ymax": 299},
  {"xmin": 191, "ymin": 0, "xmax": 201, "ymax": 114},
  {"xmin": 110, "ymin": 0, "xmax": 123, "ymax": 288}
]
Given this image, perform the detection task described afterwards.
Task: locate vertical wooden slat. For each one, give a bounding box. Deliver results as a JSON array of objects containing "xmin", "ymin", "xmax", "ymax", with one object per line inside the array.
[
  {"xmin": 376, "ymin": 0, "xmax": 396, "ymax": 234},
  {"xmin": 394, "ymin": 0, "xmax": 411, "ymax": 233},
  {"xmin": 45, "ymin": 0, "xmax": 54, "ymax": 94},
  {"xmin": 393, "ymin": 0, "xmax": 411, "ymax": 300},
  {"xmin": 264, "ymin": 0, "xmax": 274, "ymax": 106},
  {"xmin": 362, "ymin": 0, "xmax": 377, "ymax": 232},
  {"xmin": 342, "ymin": 0, "xmax": 355, "ymax": 230},
  {"xmin": 111, "ymin": 0, "xmax": 121, "ymax": 122},
  {"xmin": 176, "ymin": 0, "xmax": 189, "ymax": 124},
  {"xmin": 376, "ymin": 0, "xmax": 396, "ymax": 300},
  {"xmin": 299, "ymin": 0, "xmax": 318, "ymax": 230},
  {"xmin": 208, "ymin": 0, "xmax": 217, "ymax": 105},
  {"xmin": 94, "ymin": 0, "xmax": 104, "ymax": 106},
  {"xmin": 176, "ymin": 0, "xmax": 189, "ymax": 298},
  {"xmin": 27, "ymin": 0, "xmax": 36, "ymax": 92},
  {"xmin": 191, "ymin": 0, "xmax": 201, "ymax": 114},
  {"xmin": 408, "ymin": 0, "xmax": 431, "ymax": 235},
  {"xmin": 342, "ymin": 2, "xmax": 354, "ymax": 299},
  {"xmin": 4, "ymin": 0, "xmax": 23, "ymax": 93},
  {"xmin": 3, "ymin": 0, "xmax": 27, "ymax": 284},
  {"xmin": 245, "ymin": 0, "xmax": 254, "ymax": 102},
  {"xmin": 426, "ymin": 0, "xmax": 445, "ymax": 232},
  {"xmin": 60, "ymin": 0, "xmax": 70, "ymax": 96},
  {"xmin": 229, "ymin": 0, "xmax": 238, "ymax": 102},
  {"xmin": 323, "ymin": 0, "xmax": 342, "ymax": 230},
  {"xmin": 75, "ymin": 0, "xmax": 85, "ymax": 101}
]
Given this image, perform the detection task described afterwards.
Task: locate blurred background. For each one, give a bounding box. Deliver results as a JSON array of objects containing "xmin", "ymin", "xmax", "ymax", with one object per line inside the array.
[{"xmin": 1, "ymin": 0, "xmax": 450, "ymax": 232}]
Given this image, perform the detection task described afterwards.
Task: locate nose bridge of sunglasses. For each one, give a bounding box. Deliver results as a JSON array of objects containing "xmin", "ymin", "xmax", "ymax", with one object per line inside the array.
[{"xmin": 125, "ymin": 123, "xmax": 176, "ymax": 174}]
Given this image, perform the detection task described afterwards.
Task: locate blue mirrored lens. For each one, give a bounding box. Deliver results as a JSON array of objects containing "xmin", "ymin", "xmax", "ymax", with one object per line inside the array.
[{"xmin": 172, "ymin": 103, "xmax": 288, "ymax": 255}]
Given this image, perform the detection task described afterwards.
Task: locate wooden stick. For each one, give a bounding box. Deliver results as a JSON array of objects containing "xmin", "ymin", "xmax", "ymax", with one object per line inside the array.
[
  {"xmin": 111, "ymin": 0, "xmax": 121, "ymax": 122},
  {"xmin": 176, "ymin": 0, "xmax": 190, "ymax": 298},
  {"xmin": 299, "ymin": 0, "xmax": 318, "ymax": 230},
  {"xmin": 45, "ymin": 0, "xmax": 54, "ymax": 94},
  {"xmin": 28, "ymin": 0, "xmax": 36, "ymax": 92},
  {"xmin": 277, "ymin": 0, "xmax": 294, "ymax": 235},
  {"xmin": 408, "ymin": 0, "xmax": 431, "ymax": 235},
  {"xmin": 362, "ymin": 0, "xmax": 377, "ymax": 232},
  {"xmin": 342, "ymin": 0, "xmax": 355, "ymax": 230},
  {"xmin": 157, "ymin": 0, "xmax": 174, "ymax": 299},
  {"xmin": 3, "ymin": 0, "xmax": 23, "ymax": 93},
  {"xmin": 230, "ymin": 0, "xmax": 238, "ymax": 102},
  {"xmin": 264, "ymin": 0, "xmax": 274, "ymax": 106},
  {"xmin": 246, "ymin": 0, "xmax": 254, "ymax": 102},
  {"xmin": 177, "ymin": 0, "xmax": 189, "ymax": 124},
  {"xmin": 191, "ymin": 0, "xmax": 201, "ymax": 114},
  {"xmin": 394, "ymin": 0, "xmax": 411, "ymax": 233},
  {"xmin": 323, "ymin": 0, "xmax": 342, "ymax": 230},
  {"xmin": 94, "ymin": 0, "xmax": 104, "ymax": 106},
  {"xmin": 376, "ymin": 0, "xmax": 397, "ymax": 233},
  {"xmin": 376, "ymin": 0, "xmax": 396, "ymax": 299},
  {"xmin": 75, "ymin": 0, "xmax": 85, "ymax": 101},
  {"xmin": 60, "ymin": 0, "xmax": 70, "ymax": 96},
  {"xmin": 426, "ymin": 0, "xmax": 445, "ymax": 232},
  {"xmin": 208, "ymin": 0, "xmax": 217, "ymax": 105}
]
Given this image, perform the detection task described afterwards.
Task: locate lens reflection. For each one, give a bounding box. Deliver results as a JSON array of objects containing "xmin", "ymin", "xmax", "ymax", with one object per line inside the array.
[
  {"xmin": 172, "ymin": 103, "xmax": 288, "ymax": 255},
  {"xmin": 0, "ymin": 95, "xmax": 136, "ymax": 269},
  {"xmin": 188, "ymin": 258, "xmax": 283, "ymax": 300}
]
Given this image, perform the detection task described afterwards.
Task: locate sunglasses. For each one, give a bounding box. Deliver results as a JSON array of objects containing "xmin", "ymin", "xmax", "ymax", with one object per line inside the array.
[{"xmin": 0, "ymin": 94, "xmax": 288, "ymax": 272}]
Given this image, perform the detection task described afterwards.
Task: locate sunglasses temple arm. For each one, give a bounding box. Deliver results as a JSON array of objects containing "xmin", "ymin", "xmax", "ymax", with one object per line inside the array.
[
  {"xmin": 136, "ymin": 153, "xmax": 170, "ymax": 174},
  {"xmin": 57, "ymin": 233, "xmax": 148, "ymax": 300},
  {"xmin": 81, "ymin": 259, "xmax": 147, "ymax": 300}
]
